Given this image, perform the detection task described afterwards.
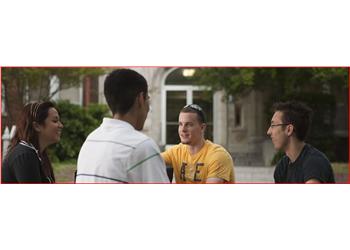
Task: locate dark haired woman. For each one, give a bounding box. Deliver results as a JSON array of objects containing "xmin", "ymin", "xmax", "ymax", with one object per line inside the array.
[{"xmin": 2, "ymin": 101, "xmax": 63, "ymax": 183}]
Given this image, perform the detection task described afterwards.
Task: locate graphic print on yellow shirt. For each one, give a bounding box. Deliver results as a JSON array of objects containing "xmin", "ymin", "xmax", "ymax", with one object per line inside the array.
[
  {"xmin": 162, "ymin": 140, "xmax": 235, "ymax": 184},
  {"xmin": 180, "ymin": 162, "xmax": 205, "ymax": 182}
]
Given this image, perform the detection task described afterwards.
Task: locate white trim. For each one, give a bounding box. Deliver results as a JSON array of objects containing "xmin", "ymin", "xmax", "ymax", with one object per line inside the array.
[
  {"xmin": 161, "ymin": 68, "xmax": 179, "ymax": 146},
  {"xmin": 186, "ymin": 90, "xmax": 192, "ymax": 104},
  {"xmin": 161, "ymin": 86, "xmax": 166, "ymax": 145},
  {"xmin": 163, "ymin": 85, "xmax": 208, "ymax": 91},
  {"xmin": 49, "ymin": 75, "xmax": 60, "ymax": 101},
  {"xmin": 79, "ymin": 80, "xmax": 83, "ymax": 106}
]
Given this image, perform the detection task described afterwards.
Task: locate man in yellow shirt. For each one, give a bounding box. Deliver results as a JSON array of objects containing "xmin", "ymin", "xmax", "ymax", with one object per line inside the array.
[{"xmin": 161, "ymin": 104, "xmax": 235, "ymax": 183}]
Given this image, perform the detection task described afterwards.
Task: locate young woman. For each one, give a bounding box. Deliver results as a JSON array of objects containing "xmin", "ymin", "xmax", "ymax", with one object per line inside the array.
[{"xmin": 2, "ymin": 101, "xmax": 64, "ymax": 183}]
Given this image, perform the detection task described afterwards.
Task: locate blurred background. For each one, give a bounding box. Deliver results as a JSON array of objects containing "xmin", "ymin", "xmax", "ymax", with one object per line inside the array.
[{"xmin": 1, "ymin": 67, "xmax": 348, "ymax": 183}]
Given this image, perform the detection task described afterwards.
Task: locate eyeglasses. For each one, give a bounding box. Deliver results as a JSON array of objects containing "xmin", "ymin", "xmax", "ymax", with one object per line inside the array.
[{"xmin": 269, "ymin": 123, "xmax": 290, "ymax": 128}]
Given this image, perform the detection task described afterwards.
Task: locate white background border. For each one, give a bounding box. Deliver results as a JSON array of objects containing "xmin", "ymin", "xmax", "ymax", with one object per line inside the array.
[{"xmin": 1, "ymin": 1, "xmax": 349, "ymax": 250}]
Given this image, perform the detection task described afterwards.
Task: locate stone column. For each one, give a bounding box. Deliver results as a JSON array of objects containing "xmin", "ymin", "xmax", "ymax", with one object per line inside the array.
[{"xmin": 213, "ymin": 90, "xmax": 227, "ymax": 148}]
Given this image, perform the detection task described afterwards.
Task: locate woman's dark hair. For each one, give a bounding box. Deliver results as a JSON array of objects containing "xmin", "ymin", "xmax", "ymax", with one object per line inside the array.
[
  {"xmin": 104, "ymin": 69, "xmax": 148, "ymax": 115},
  {"xmin": 6, "ymin": 101, "xmax": 57, "ymax": 182}
]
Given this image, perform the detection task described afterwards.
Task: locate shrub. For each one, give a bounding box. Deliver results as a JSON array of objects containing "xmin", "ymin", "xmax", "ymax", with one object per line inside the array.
[{"xmin": 48, "ymin": 101, "xmax": 110, "ymax": 162}]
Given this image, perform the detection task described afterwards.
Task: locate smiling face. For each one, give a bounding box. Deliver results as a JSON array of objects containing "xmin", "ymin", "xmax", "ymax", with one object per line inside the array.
[
  {"xmin": 178, "ymin": 112, "xmax": 206, "ymax": 146},
  {"xmin": 267, "ymin": 111, "xmax": 290, "ymax": 151},
  {"xmin": 37, "ymin": 108, "xmax": 63, "ymax": 146}
]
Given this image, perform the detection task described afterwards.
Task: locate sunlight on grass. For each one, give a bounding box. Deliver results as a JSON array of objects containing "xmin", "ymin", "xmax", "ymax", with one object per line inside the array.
[{"xmin": 53, "ymin": 161, "xmax": 77, "ymax": 183}]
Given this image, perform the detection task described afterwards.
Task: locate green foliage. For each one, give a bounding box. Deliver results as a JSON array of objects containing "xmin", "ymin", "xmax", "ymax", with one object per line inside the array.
[
  {"xmin": 195, "ymin": 68, "xmax": 256, "ymax": 98},
  {"xmin": 271, "ymin": 151, "xmax": 285, "ymax": 166},
  {"xmin": 195, "ymin": 67, "xmax": 348, "ymax": 98},
  {"xmin": 2, "ymin": 67, "xmax": 106, "ymax": 101},
  {"xmin": 196, "ymin": 67, "xmax": 348, "ymax": 162},
  {"xmin": 2, "ymin": 67, "xmax": 108, "ymax": 129},
  {"xmin": 48, "ymin": 101, "xmax": 110, "ymax": 162},
  {"xmin": 86, "ymin": 103, "xmax": 111, "ymax": 124}
]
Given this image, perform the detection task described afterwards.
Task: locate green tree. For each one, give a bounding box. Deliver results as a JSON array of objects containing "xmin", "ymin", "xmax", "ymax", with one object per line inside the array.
[
  {"xmin": 2, "ymin": 67, "xmax": 106, "ymax": 125},
  {"xmin": 195, "ymin": 67, "xmax": 348, "ymax": 162},
  {"xmin": 48, "ymin": 101, "xmax": 110, "ymax": 162},
  {"xmin": 195, "ymin": 68, "xmax": 347, "ymax": 98}
]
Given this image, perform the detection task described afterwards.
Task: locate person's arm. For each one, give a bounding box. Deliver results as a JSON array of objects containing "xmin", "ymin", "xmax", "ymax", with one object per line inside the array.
[
  {"xmin": 161, "ymin": 148, "xmax": 175, "ymax": 182},
  {"xmin": 161, "ymin": 149, "xmax": 172, "ymax": 167},
  {"xmin": 206, "ymin": 150, "xmax": 234, "ymax": 183},
  {"xmin": 12, "ymin": 152, "xmax": 42, "ymax": 183},
  {"xmin": 206, "ymin": 177, "xmax": 225, "ymax": 183},
  {"xmin": 127, "ymin": 139, "xmax": 170, "ymax": 183},
  {"xmin": 303, "ymin": 156, "xmax": 331, "ymax": 183}
]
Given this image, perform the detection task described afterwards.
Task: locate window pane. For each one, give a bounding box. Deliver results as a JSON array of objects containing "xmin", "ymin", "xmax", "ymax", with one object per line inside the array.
[
  {"xmin": 234, "ymin": 103, "xmax": 242, "ymax": 127},
  {"xmin": 166, "ymin": 91, "xmax": 186, "ymax": 122},
  {"xmin": 166, "ymin": 124, "xmax": 180, "ymax": 145}
]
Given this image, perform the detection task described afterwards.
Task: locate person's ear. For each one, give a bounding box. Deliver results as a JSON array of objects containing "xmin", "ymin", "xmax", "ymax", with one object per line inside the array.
[
  {"xmin": 32, "ymin": 122, "xmax": 41, "ymax": 132},
  {"xmin": 201, "ymin": 123, "xmax": 207, "ymax": 133},
  {"xmin": 134, "ymin": 92, "xmax": 144, "ymax": 109},
  {"xmin": 138, "ymin": 92, "xmax": 144, "ymax": 106},
  {"xmin": 286, "ymin": 124, "xmax": 294, "ymax": 137}
]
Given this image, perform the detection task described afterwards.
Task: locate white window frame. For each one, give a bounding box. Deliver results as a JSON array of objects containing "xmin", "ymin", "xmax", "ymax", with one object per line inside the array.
[{"xmin": 49, "ymin": 75, "xmax": 60, "ymax": 101}]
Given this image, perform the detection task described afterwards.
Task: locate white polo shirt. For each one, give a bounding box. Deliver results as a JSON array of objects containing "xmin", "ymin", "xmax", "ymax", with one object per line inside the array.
[{"xmin": 76, "ymin": 118, "xmax": 169, "ymax": 183}]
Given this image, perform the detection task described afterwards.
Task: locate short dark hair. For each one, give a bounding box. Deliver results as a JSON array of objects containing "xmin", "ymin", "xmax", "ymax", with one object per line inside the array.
[
  {"xmin": 272, "ymin": 101, "xmax": 313, "ymax": 141},
  {"xmin": 180, "ymin": 104, "xmax": 206, "ymax": 123},
  {"xmin": 104, "ymin": 69, "xmax": 148, "ymax": 115}
]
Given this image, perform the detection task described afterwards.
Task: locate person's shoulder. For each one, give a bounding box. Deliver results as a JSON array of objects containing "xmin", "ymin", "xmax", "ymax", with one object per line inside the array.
[
  {"xmin": 136, "ymin": 135, "xmax": 155, "ymax": 147},
  {"xmin": 6, "ymin": 144, "xmax": 38, "ymax": 164},
  {"xmin": 206, "ymin": 140, "xmax": 230, "ymax": 154},
  {"xmin": 9, "ymin": 143, "xmax": 37, "ymax": 157},
  {"xmin": 303, "ymin": 144, "xmax": 331, "ymax": 165},
  {"xmin": 302, "ymin": 144, "xmax": 332, "ymax": 169},
  {"xmin": 133, "ymin": 131, "xmax": 155, "ymax": 146},
  {"xmin": 95, "ymin": 118, "xmax": 151, "ymax": 148},
  {"xmin": 84, "ymin": 124, "xmax": 103, "ymax": 140},
  {"xmin": 275, "ymin": 154, "xmax": 289, "ymax": 168},
  {"xmin": 165, "ymin": 143, "xmax": 186, "ymax": 151},
  {"xmin": 162, "ymin": 143, "xmax": 187, "ymax": 156},
  {"xmin": 205, "ymin": 140, "xmax": 232, "ymax": 160}
]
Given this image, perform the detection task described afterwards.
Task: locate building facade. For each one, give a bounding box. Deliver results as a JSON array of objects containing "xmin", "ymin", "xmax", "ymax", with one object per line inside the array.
[
  {"xmin": 2, "ymin": 67, "xmax": 348, "ymax": 166},
  {"xmin": 51, "ymin": 67, "xmax": 276, "ymax": 166}
]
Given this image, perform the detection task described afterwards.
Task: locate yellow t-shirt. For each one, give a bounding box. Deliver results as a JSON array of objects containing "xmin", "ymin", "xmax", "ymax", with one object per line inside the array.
[{"xmin": 161, "ymin": 140, "xmax": 235, "ymax": 183}]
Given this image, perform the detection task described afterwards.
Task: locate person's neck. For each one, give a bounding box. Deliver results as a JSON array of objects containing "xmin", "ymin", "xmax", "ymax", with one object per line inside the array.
[
  {"xmin": 188, "ymin": 139, "xmax": 206, "ymax": 155},
  {"xmin": 285, "ymin": 139, "xmax": 305, "ymax": 163},
  {"xmin": 113, "ymin": 113, "xmax": 137, "ymax": 130},
  {"xmin": 38, "ymin": 138, "xmax": 48, "ymax": 154}
]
